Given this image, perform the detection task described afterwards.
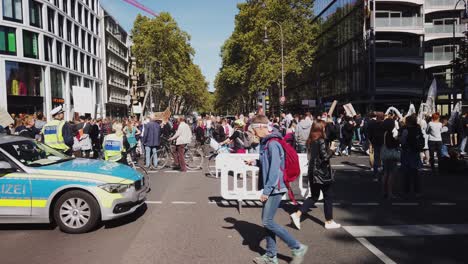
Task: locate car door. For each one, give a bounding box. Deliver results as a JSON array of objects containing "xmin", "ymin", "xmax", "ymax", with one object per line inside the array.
[{"xmin": 0, "ymin": 151, "xmax": 31, "ymax": 216}]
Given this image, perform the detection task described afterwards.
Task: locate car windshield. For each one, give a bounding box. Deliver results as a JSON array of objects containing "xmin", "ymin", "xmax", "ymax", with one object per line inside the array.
[{"xmin": 0, "ymin": 140, "xmax": 73, "ymax": 167}]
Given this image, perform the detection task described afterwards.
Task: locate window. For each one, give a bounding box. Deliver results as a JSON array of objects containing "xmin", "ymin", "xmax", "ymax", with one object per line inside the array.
[
  {"xmin": 91, "ymin": 0, "xmax": 95, "ymax": 12},
  {"xmin": 3, "ymin": 0, "xmax": 23, "ymax": 22},
  {"xmin": 29, "ymin": 0, "xmax": 42, "ymax": 28},
  {"xmin": 77, "ymin": 3, "xmax": 82, "ymax": 24},
  {"xmin": 90, "ymin": 15, "xmax": 94, "ymax": 32},
  {"xmin": 56, "ymin": 41, "xmax": 63, "ymax": 65},
  {"xmin": 66, "ymin": 20, "xmax": 72, "ymax": 42},
  {"xmin": 74, "ymin": 24, "xmax": 79, "ymax": 44},
  {"xmin": 23, "ymin": 30, "xmax": 39, "ymax": 59},
  {"xmin": 81, "ymin": 29, "xmax": 85, "ymax": 49},
  {"xmin": 73, "ymin": 49, "xmax": 78, "ymax": 70},
  {"xmin": 93, "ymin": 37, "xmax": 97, "ymax": 55},
  {"xmin": 47, "ymin": 7, "xmax": 55, "ymax": 33},
  {"xmin": 0, "ymin": 26, "xmax": 17, "ymax": 55},
  {"xmin": 58, "ymin": 14, "xmax": 64, "ymax": 38},
  {"xmin": 86, "ymin": 55, "xmax": 90, "ymax": 75},
  {"xmin": 96, "ymin": 20, "xmax": 99, "ymax": 35},
  {"xmin": 62, "ymin": 0, "xmax": 67, "ymax": 13},
  {"xmin": 54, "ymin": 0, "xmax": 59, "ymax": 7},
  {"xmin": 92, "ymin": 58, "xmax": 96, "ymax": 77},
  {"xmin": 70, "ymin": 0, "xmax": 75, "ymax": 18},
  {"xmin": 80, "ymin": 53, "xmax": 84, "ymax": 72},
  {"xmin": 6, "ymin": 61, "xmax": 44, "ymax": 99},
  {"xmin": 65, "ymin": 45, "xmax": 70, "ymax": 68},
  {"xmin": 87, "ymin": 33, "xmax": 91, "ymax": 52},
  {"xmin": 84, "ymin": 9, "xmax": 88, "ymax": 28},
  {"xmin": 51, "ymin": 68, "xmax": 65, "ymax": 102},
  {"xmin": 44, "ymin": 36, "xmax": 53, "ymax": 62}
]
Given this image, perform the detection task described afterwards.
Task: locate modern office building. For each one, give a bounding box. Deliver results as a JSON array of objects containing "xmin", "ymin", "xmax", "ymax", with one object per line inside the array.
[
  {"xmin": 99, "ymin": 8, "xmax": 130, "ymax": 118},
  {"xmin": 311, "ymin": 0, "xmax": 467, "ymax": 113},
  {"xmin": 0, "ymin": 0, "xmax": 103, "ymax": 119},
  {"xmin": 311, "ymin": 0, "xmax": 368, "ymax": 111}
]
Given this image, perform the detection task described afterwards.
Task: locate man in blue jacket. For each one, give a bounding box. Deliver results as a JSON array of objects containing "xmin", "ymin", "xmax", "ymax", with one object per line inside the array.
[
  {"xmin": 247, "ymin": 115, "xmax": 308, "ymax": 264},
  {"xmin": 142, "ymin": 113, "xmax": 161, "ymax": 170}
]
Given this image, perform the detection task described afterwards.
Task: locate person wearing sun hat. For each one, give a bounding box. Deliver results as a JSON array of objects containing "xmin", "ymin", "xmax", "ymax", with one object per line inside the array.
[{"xmin": 41, "ymin": 105, "xmax": 74, "ymax": 155}]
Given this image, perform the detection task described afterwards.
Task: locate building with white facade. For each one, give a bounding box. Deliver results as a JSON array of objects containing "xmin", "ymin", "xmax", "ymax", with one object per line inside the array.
[
  {"xmin": 0, "ymin": 0, "xmax": 103, "ymax": 119},
  {"xmin": 374, "ymin": 0, "xmax": 467, "ymax": 112},
  {"xmin": 99, "ymin": 8, "xmax": 129, "ymax": 118}
]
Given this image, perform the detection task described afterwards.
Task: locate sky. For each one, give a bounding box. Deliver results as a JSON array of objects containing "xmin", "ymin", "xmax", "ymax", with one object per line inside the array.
[{"xmin": 100, "ymin": 0, "xmax": 244, "ymax": 91}]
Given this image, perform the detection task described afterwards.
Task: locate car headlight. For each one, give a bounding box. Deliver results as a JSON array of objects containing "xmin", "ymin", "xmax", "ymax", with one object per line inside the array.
[{"xmin": 99, "ymin": 183, "xmax": 132, "ymax": 193}]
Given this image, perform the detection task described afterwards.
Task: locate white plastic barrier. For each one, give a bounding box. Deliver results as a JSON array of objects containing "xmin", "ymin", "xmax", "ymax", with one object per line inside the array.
[{"xmin": 218, "ymin": 153, "xmax": 319, "ymax": 210}]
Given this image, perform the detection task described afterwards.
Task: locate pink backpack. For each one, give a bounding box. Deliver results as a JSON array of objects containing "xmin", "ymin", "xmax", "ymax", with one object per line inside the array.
[{"xmin": 267, "ymin": 138, "xmax": 301, "ymax": 205}]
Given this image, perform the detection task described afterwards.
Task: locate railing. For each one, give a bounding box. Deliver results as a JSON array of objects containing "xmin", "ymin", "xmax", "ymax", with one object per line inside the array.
[
  {"xmin": 425, "ymin": 24, "xmax": 467, "ymax": 34},
  {"xmin": 375, "ymin": 17, "xmax": 423, "ymax": 28},
  {"xmin": 426, "ymin": 0, "xmax": 466, "ymax": 9},
  {"xmin": 376, "ymin": 47, "xmax": 422, "ymax": 57},
  {"xmin": 425, "ymin": 52, "xmax": 454, "ymax": 63}
]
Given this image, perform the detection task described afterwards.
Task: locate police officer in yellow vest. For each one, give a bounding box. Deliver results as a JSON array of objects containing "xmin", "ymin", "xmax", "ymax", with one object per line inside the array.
[
  {"xmin": 102, "ymin": 122, "xmax": 130, "ymax": 164},
  {"xmin": 42, "ymin": 106, "xmax": 74, "ymax": 155}
]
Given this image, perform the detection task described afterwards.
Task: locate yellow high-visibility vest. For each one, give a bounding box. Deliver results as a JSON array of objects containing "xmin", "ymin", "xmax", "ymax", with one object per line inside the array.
[
  {"xmin": 103, "ymin": 134, "xmax": 125, "ymax": 162},
  {"xmin": 42, "ymin": 120, "xmax": 69, "ymax": 151}
]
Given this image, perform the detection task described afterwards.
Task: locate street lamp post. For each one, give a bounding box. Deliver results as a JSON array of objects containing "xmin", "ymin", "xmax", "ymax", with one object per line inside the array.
[{"xmin": 264, "ymin": 20, "xmax": 285, "ymax": 109}]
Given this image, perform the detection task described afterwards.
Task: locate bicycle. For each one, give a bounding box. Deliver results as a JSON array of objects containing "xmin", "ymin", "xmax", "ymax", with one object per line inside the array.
[
  {"xmin": 152, "ymin": 137, "xmax": 204, "ymax": 171},
  {"xmin": 205, "ymin": 143, "xmax": 231, "ymax": 178},
  {"xmin": 126, "ymin": 146, "xmax": 148, "ymax": 175}
]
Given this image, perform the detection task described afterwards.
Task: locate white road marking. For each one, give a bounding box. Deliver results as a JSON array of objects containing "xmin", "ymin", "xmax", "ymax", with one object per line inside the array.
[
  {"xmin": 352, "ymin": 202, "xmax": 379, "ymax": 206},
  {"xmin": 343, "ymin": 224, "xmax": 468, "ymax": 237},
  {"xmin": 356, "ymin": 238, "xmax": 397, "ymax": 264},
  {"xmin": 146, "ymin": 201, "xmax": 163, "ymax": 204},
  {"xmin": 392, "ymin": 202, "xmax": 419, "ymax": 206},
  {"xmin": 331, "ymin": 165, "xmax": 345, "ymax": 167},
  {"xmin": 432, "ymin": 202, "xmax": 456, "ymax": 206},
  {"xmin": 165, "ymin": 171, "xmax": 179, "ymax": 173},
  {"xmin": 171, "ymin": 201, "xmax": 197, "ymax": 204}
]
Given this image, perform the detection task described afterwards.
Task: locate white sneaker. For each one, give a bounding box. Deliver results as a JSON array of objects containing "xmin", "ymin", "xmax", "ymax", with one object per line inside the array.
[
  {"xmin": 325, "ymin": 220, "xmax": 341, "ymax": 229},
  {"xmin": 290, "ymin": 213, "xmax": 301, "ymax": 230}
]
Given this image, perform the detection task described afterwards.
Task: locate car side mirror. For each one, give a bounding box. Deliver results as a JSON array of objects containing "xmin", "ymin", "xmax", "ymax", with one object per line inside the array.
[{"xmin": 0, "ymin": 161, "xmax": 16, "ymax": 174}]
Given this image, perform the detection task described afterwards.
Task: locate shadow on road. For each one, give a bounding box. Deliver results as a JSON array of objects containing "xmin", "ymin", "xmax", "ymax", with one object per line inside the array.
[
  {"xmin": 0, "ymin": 223, "xmax": 55, "ymax": 231},
  {"xmin": 223, "ymin": 217, "xmax": 292, "ymax": 263},
  {"xmin": 104, "ymin": 204, "xmax": 147, "ymax": 229}
]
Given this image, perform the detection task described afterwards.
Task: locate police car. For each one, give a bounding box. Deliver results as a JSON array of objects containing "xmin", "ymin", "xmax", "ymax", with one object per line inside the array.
[{"xmin": 0, "ymin": 135, "xmax": 150, "ymax": 233}]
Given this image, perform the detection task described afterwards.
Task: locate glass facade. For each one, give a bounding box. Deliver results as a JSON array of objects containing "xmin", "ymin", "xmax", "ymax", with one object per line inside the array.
[
  {"xmin": 23, "ymin": 30, "xmax": 39, "ymax": 59},
  {"xmin": 3, "ymin": 0, "xmax": 22, "ymax": 22},
  {"xmin": 312, "ymin": 0, "xmax": 366, "ymax": 101},
  {"xmin": 0, "ymin": 26, "xmax": 16, "ymax": 55},
  {"xmin": 50, "ymin": 68, "xmax": 65, "ymax": 107},
  {"xmin": 29, "ymin": 0, "xmax": 42, "ymax": 28},
  {"xmin": 5, "ymin": 61, "xmax": 44, "ymax": 114}
]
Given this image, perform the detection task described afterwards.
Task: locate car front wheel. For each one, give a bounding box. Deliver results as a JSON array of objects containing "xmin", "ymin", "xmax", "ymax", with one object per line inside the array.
[{"xmin": 53, "ymin": 190, "xmax": 101, "ymax": 234}]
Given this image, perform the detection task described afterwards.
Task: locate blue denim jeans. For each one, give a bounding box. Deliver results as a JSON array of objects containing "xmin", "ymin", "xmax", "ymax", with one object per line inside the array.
[
  {"xmin": 262, "ymin": 193, "xmax": 300, "ymax": 257},
  {"xmin": 145, "ymin": 146, "xmax": 158, "ymax": 168},
  {"xmin": 460, "ymin": 136, "xmax": 467, "ymax": 153}
]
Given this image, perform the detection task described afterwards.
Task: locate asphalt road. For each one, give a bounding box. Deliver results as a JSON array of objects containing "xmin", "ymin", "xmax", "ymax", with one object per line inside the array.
[{"xmin": 1, "ymin": 154, "xmax": 467, "ymax": 264}]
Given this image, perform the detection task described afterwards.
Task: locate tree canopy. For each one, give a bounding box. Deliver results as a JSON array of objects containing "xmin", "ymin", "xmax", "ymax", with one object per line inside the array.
[
  {"xmin": 214, "ymin": 0, "xmax": 318, "ymax": 114},
  {"xmin": 131, "ymin": 12, "xmax": 212, "ymax": 114}
]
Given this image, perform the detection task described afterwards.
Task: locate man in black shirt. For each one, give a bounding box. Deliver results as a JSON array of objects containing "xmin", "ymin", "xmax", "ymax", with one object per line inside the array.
[{"xmin": 459, "ymin": 112, "xmax": 468, "ymax": 155}]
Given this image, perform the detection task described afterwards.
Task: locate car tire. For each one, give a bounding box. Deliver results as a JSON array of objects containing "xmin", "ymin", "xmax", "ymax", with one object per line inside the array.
[{"xmin": 53, "ymin": 190, "xmax": 101, "ymax": 234}]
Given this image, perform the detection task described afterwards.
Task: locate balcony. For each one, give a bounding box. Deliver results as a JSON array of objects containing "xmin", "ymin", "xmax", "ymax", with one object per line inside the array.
[
  {"xmin": 108, "ymin": 61, "xmax": 128, "ymax": 75},
  {"xmin": 375, "ymin": 0, "xmax": 423, "ymax": 5},
  {"xmin": 425, "ymin": 24, "xmax": 467, "ymax": 41},
  {"xmin": 375, "ymin": 17, "xmax": 424, "ymax": 34},
  {"xmin": 425, "ymin": 0, "xmax": 467, "ymax": 13},
  {"xmin": 425, "ymin": 52, "xmax": 454, "ymax": 68},
  {"xmin": 376, "ymin": 47, "xmax": 423, "ymax": 64}
]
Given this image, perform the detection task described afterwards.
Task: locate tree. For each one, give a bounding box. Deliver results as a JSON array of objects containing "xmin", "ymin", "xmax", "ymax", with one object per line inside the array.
[
  {"xmin": 214, "ymin": 0, "xmax": 318, "ymax": 114},
  {"xmin": 452, "ymin": 31, "xmax": 468, "ymax": 93},
  {"xmin": 131, "ymin": 13, "xmax": 210, "ymax": 115}
]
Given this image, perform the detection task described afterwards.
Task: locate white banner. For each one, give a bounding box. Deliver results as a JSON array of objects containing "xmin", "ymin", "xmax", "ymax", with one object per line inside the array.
[
  {"xmin": 0, "ymin": 108, "xmax": 14, "ymax": 127},
  {"xmin": 72, "ymin": 86, "xmax": 93, "ymax": 114},
  {"xmin": 343, "ymin": 103, "xmax": 357, "ymax": 117}
]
